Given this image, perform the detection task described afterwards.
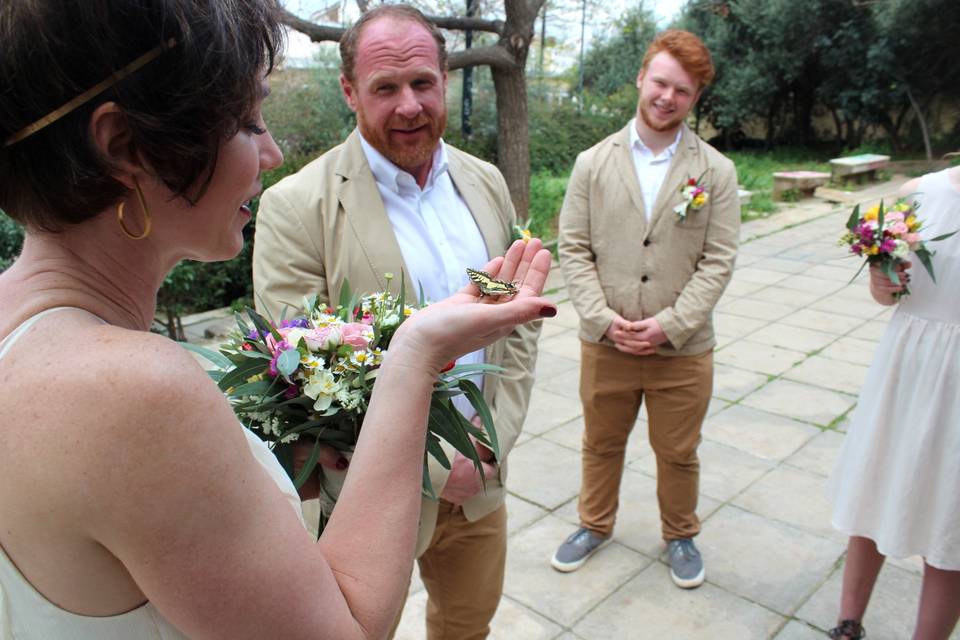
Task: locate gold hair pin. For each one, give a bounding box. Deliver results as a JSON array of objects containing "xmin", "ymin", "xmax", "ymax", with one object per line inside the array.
[{"xmin": 3, "ymin": 38, "xmax": 177, "ymax": 148}]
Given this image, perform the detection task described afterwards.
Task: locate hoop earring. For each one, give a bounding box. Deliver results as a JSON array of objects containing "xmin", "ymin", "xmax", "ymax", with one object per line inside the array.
[{"xmin": 117, "ymin": 177, "xmax": 152, "ymax": 240}]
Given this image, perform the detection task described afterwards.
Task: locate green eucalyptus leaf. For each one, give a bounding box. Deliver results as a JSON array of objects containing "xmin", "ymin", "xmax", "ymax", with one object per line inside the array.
[
  {"xmin": 246, "ymin": 307, "xmax": 281, "ymax": 342},
  {"xmin": 292, "ymin": 437, "xmax": 322, "ymax": 489},
  {"xmin": 219, "ymin": 357, "xmax": 270, "ymax": 391},
  {"xmin": 879, "ymin": 259, "xmax": 900, "ymax": 285},
  {"xmin": 276, "ymin": 348, "xmax": 301, "ymax": 377},
  {"xmin": 426, "ymin": 431, "xmax": 451, "ymax": 469},
  {"xmin": 846, "ymin": 204, "xmax": 860, "ymax": 231},
  {"xmin": 928, "ymin": 230, "xmax": 958, "ymax": 242},
  {"xmin": 915, "ymin": 246, "xmax": 937, "ymax": 283},
  {"xmin": 179, "ymin": 342, "xmax": 232, "ymax": 370},
  {"xmin": 422, "ymin": 454, "xmax": 436, "ymax": 499},
  {"xmin": 458, "ymin": 378, "xmax": 499, "ymax": 460}
]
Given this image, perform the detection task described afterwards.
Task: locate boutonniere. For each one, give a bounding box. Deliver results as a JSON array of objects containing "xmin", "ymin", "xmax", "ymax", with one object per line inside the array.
[{"xmin": 673, "ymin": 171, "xmax": 709, "ymax": 221}]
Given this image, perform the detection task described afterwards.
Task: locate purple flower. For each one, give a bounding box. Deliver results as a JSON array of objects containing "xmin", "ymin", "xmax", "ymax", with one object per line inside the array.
[
  {"xmin": 284, "ymin": 383, "xmax": 299, "ymax": 399},
  {"xmin": 280, "ymin": 317, "xmax": 309, "ymax": 329},
  {"xmin": 880, "ymin": 239, "xmax": 897, "ymax": 254}
]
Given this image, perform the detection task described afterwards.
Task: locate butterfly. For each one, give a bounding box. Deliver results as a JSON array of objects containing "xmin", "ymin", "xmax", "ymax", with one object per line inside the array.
[{"xmin": 466, "ymin": 267, "xmax": 519, "ymax": 297}]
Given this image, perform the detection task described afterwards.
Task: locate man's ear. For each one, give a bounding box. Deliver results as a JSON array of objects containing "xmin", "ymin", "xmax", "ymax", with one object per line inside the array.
[
  {"xmin": 340, "ymin": 73, "xmax": 359, "ymax": 112},
  {"xmin": 636, "ymin": 69, "xmax": 645, "ymax": 89},
  {"xmin": 88, "ymin": 102, "xmax": 141, "ymax": 190}
]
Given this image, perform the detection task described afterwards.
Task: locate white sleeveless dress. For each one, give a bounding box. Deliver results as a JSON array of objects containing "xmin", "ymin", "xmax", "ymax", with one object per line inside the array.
[
  {"xmin": 0, "ymin": 308, "xmax": 305, "ymax": 639},
  {"xmin": 828, "ymin": 168, "xmax": 960, "ymax": 570}
]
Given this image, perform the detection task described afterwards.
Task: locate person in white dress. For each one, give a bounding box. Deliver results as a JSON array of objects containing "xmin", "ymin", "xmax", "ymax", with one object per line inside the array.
[
  {"xmin": 0, "ymin": 2, "xmax": 556, "ymax": 638},
  {"xmin": 827, "ymin": 165, "xmax": 960, "ymax": 640}
]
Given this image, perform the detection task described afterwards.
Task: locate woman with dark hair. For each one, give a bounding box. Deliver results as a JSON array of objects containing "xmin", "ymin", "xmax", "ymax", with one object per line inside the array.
[{"xmin": 0, "ymin": 2, "xmax": 555, "ymax": 638}]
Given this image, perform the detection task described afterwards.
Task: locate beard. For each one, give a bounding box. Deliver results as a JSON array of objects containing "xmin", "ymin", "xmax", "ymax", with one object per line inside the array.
[
  {"xmin": 356, "ymin": 105, "xmax": 446, "ymax": 173},
  {"xmin": 638, "ymin": 96, "xmax": 686, "ymax": 133}
]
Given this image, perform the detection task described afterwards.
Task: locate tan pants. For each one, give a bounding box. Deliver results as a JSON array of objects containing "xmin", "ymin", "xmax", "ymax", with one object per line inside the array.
[
  {"xmin": 578, "ymin": 341, "xmax": 712, "ymax": 540},
  {"xmin": 390, "ymin": 500, "xmax": 507, "ymax": 640}
]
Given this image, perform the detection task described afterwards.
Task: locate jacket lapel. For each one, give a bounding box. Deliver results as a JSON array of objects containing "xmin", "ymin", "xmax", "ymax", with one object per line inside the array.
[
  {"xmin": 334, "ymin": 130, "xmax": 416, "ymax": 298},
  {"xmin": 447, "ymin": 150, "xmax": 502, "ymax": 260},
  {"xmin": 612, "ymin": 123, "xmax": 649, "ymax": 228}
]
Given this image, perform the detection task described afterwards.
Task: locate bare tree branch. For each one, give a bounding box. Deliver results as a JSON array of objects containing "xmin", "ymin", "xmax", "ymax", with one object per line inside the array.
[
  {"xmin": 279, "ymin": 10, "xmax": 503, "ymax": 44},
  {"xmin": 449, "ymin": 45, "xmax": 517, "ymax": 70},
  {"xmin": 279, "ymin": 9, "xmax": 345, "ymax": 43},
  {"xmin": 430, "ymin": 16, "xmax": 504, "ymax": 33}
]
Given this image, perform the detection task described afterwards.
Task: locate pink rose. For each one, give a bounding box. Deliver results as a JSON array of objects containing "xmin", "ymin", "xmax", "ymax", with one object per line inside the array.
[
  {"xmin": 890, "ymin": 222, "xmax": 909, "ymax": 236},
  {"xmin": 305, "ymin": 326, "xmax": 341, "ymax": 350},
  {"xmin": 905, "ymin": 232, "xmax": 922, "ymax": 248},
  {"xmin": 340, "ymin": 323, "xmax": 373, "ymax": 349}
]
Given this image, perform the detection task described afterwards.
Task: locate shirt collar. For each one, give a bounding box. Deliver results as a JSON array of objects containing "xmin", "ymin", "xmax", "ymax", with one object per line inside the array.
[
  {"xmin": 629, "ymin": 118, "xmax": 682, "ymax": 159},
  {"xmin": 358, "ymin": 132, "xmax": 449, "ymax": 193}
]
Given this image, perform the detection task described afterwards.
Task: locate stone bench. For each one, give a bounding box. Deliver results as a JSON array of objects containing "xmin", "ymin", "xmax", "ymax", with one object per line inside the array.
[
  {"xmin": 829, "ymin": 153, "xmax": 891, "ymax": 185},
  {"xmin": 772, "ymin": 171, "xmax": 831, "ymax": 201}
]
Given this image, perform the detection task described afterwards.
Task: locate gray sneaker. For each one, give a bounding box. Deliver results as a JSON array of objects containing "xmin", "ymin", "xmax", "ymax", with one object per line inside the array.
[
  {"xmin": 551, "ymin": 527, "xmax": 611, "ymax": 572},
  {"xmin": 667, "ymin": 538, "xmax": 705, "ymax": 588}
]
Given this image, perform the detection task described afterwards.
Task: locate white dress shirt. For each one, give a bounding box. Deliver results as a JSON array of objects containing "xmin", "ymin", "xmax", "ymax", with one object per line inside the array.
[
  {"xmin": 628, "ymin": 118, "xmax": 682, "ymax": 220},
  {"xmin": 359, "ymin": 134, "xmax": 487, "ymax": 416}
]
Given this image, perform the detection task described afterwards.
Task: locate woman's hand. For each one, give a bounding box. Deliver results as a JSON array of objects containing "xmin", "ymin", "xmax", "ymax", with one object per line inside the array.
[
  {"xmin": 389, "ymin": 238, "xmax": 556, "ymax": 373},
  {"xmin": 869, "ymin": 261, "xmax": 911, "ymax": 305}
]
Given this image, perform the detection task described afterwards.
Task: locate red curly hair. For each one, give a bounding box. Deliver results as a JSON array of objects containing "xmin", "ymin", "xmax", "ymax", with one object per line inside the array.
[{"xmin": 640, "ymin": 29, "xmax": 715, "ymax": 89}]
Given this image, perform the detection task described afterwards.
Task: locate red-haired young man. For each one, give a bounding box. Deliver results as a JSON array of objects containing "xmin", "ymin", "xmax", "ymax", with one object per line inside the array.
[{"xmin": 554, "ymin": 30, "xmax": 739, "ymax": 589}]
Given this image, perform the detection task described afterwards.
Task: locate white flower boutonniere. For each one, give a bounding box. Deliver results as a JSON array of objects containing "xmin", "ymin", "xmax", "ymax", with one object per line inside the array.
[{"xmin": 673, "ymin": 172, "xmax": 709, "ymax": 221}]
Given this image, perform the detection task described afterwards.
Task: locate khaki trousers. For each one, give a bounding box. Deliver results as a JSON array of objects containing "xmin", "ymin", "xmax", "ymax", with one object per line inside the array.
[
  {"xmin": 578, "ymin": 340, "xmax": 712, "ymax": 540},
  {"xmin": 390, "ymin": 500, "xmax": 507, "ymax": 640}
]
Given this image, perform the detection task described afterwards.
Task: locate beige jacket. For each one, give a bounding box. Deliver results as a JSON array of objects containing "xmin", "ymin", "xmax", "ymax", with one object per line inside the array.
[
  {"xmin": 558, "ymin": 122, "xmax": 739, "ymax": 355},
  {"xmin": 252, "ymin": 129, "xmax": 540, "ymax": 556}
]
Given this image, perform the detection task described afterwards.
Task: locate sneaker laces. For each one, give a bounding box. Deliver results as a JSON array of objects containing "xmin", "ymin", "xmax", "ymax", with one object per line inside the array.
[{"xmin": 672, "ymin": 539, "xmax": 698, "ymax": 560}]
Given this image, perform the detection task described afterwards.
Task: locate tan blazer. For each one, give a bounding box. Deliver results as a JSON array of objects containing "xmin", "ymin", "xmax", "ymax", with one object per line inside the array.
[
  {"xmin": 558, "ymin": 122, "xmax": 740, "ymax": 355},
  {"xmin": 252, "ymin": 129, "xmax": 540, "ymax": 556}
]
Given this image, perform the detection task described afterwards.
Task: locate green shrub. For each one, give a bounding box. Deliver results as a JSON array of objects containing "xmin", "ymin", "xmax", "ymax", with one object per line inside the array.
[
  {"xmin": 0, "ymin": 210, "xmax": 24, "ymax": 272},
  {"xmin": 528, "ymin": 172, "xmax": 569, "ymax": 241}
]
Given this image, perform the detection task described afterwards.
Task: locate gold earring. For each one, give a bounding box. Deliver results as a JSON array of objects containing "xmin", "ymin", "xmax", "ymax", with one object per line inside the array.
[{"xmin": 116, "ymin": 176, "xmax": 152, "ymax": 240}]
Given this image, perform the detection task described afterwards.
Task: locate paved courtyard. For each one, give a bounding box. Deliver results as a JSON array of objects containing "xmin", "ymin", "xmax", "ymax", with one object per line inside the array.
[
  {"xmin": 389, "ymin": 180, "xmax": 960, "ymax": 640},
  {"xmin": 179, "ymin": 177, "xmax": 956, "ymax": 640}
]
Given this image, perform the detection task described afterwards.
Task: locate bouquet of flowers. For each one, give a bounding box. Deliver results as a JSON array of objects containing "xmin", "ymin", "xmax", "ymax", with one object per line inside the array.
[
  {"xmin": 184, "ymin": 274, "xmax": 501, "ymax": 510},
  {"xmin": 840, "ymin": 198, "xmax": 956, "ymax": 297}
]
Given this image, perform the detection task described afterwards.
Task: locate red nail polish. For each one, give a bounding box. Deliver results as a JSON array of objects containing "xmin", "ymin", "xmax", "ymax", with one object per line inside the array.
[
  {"xmin": 539, "ymin": 306, "xmax": 557, "ymax": 318},
  {"xmin": 336, "ymin": 457, "xmax": 349, "ymax": 470}
]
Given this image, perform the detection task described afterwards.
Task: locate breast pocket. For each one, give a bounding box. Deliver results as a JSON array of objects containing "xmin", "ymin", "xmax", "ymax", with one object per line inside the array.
[{"xmin": 672, "ymin": 200, "xmax": 710, "ymax": 230}]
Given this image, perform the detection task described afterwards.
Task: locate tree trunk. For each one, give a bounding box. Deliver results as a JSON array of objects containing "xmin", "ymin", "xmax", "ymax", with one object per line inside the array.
[
  {"xmin": 489, "ymin": 0, "xmax": 540, "ymax": 221},
  {"xmin": 905, "ymin": 85, "xmax": 933, "ymax": 161},
  {"xmin": 492, "ymin": 66, "xmax": 530, "ymax": 221}
]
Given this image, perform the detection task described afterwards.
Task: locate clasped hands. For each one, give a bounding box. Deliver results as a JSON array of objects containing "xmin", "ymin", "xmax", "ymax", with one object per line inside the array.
[{"xmin": 605, "ymin": 313, "xmax": 668, "ymax": 356}]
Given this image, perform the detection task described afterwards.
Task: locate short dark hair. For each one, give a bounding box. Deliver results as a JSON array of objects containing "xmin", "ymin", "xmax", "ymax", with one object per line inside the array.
[
  {"xmin": 0, "ymin": 0, "xmax": 285, "ymax": 232},
  {"xmin": 339, "ymin": 5, "xmax": 447, "ymax": 83}
]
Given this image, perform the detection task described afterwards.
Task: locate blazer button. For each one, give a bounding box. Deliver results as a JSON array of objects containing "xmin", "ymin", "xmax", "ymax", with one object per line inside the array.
[
  {"xmin": 641, "ymin": 275, "xmax": 649, "ymax": 283},
  {"xmin": 643, "ymin": 239, "xmax": 651, "ymax": 247}
]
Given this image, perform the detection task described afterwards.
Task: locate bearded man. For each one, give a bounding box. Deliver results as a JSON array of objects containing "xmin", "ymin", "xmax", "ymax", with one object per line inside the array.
[
  {"xmin": 553, "ymin": 29, "xmax": 740, "ymax": 589},
  {"xmin": 252, "ymin": 5, "xmax": 540, "ymax": 639}
]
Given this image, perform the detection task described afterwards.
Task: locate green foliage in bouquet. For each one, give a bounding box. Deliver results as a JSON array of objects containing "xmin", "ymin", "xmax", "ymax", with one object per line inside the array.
[{"xmin": 183, "ymin": 274, "xmax": 502, "ymax": 500}]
